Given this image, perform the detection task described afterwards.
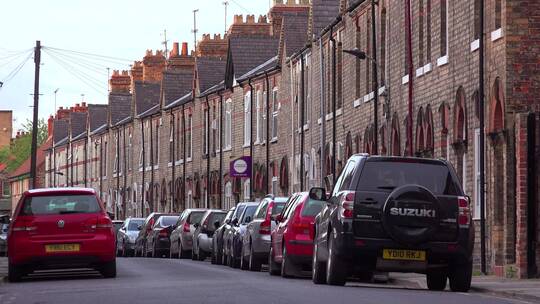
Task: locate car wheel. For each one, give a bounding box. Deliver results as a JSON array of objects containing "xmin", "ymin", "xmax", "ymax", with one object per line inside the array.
[
  {"xmin": 121, "ymin": 242, "xmax": 127, "ymax": 258},
  {"xmin": 248, "ymin": 244, "xmax": 261, "ymax": 272},
  {"xmin": 99, "ymin": 260, "xmax": 117, "ymax": 278},
  {"xmin": 268, "ymin": 247, "xmax": 280, "ymax": 276},
  {"xmin": 198, "ymin": 250, "xmax": 206, "ymax": 261},
  {"xmin": 427, "ymin": 269, "xmax": 448, "ymax": 291},
  {"xmin": 179, "ymin": 241, "xmax": 187, "ymax": 259},
  {"xmin": 326, "ymin": 232, "xmax": 347, "ymax": 286},
  {"xmin": 448, "ymin": 261, "xmax": 472, "ymax": 292},
  {"xmin": 8, "ymin": 263, "xmax": 25, "ymax": 282},
  {"xmin": 312, "ymin": 238, "xmax": 326, "ymax": 284},
  {"xmin": 281, "ymin": 245, "xmax": 295, "ymax": 278},
  {"xmin": 192, "ymin": 247, "xmax": 198, "ymax": 260},
  {"xmin": 169, "ymin": 243, "xmax": 177, "ymax": 259}
]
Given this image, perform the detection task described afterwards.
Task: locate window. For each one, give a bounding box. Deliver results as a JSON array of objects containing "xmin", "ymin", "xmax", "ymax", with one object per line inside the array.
[
  {"xmin": 187, "ymin": 190, "xmax": 193, "ymax": 209},
  {"xmin": 225, "ymin": 98, "xmax": 232, "ymax": 149},
  {"xmin": 473, "ymin": 128, "xmax": 481, "ymax": 219},
  {"xmin": 419, "ymin": 0, "xmax": 424, "ymax": 67},
  {"xmin": 138, "ymin": 139, "xmax": 143, "ymax": 169},
  {"xmin": 426, "ymin": 1, "xmax": 431, "ymax": 62},
  {"xmin": 495, "ymin": 0, "xmax": 501, "ymax": 29},
  {"xmin": 128, "ymin": 133, "xmax": 132, "ymax": 171},
  {"xmin": 176, "ymin": 113, "xmax": 182, "ymax": 162},
  {"xmin": 154, "ymin": 120, "xmax": 159, "ymax": 165},
  {"xmin": 103, "ymin": 140, "xmax": 108, "ymax": 177},
  {"xmin": 225, "ymin": 181, "xmax": 233, "ymax": 210},
  {"xmin": 256, "ymin": 90, "xmax": 262, "ymax": 143},
  {"xmin": 380, "ymin": 8, "xmax": 387, "ymax": 85},
  {"xmin": 365, "ymin": 19, "xmax": 371, "ymax": 94},
  {"xmin": 271, "ymin": 176, "xmax": 278, "ymax": 195},
  {"xmin": 262, "ymin": 91, "xmax": 267, "ymax": 143},
  {"xmin": 271, "ymin": 88, "xmax": 278, "ymax": 141},
  {"xmin": 244, "ymin": 92, "xmax": 251, "ymax": 146},
  {"xmin": 3, "ymin": 181, "xmax": 10, "ymax": 197},
  {"xmin": 337, "ymin": 32, "xmax": 343, "ymax": 109},
  {"xmin": 204, "ymin": 107, "xmax": 209, "ymax": 155},
  {"xmin": 212, "ymin": 104, "xmax": 218, "ymax": 153},
  {"xmin": 440, "ymin": 0, "xmax": 448, "ymax": 58},
  {"xmin": 169, "ymin": 125, "xmax": 174, "ymax": 163},
  {"xmin": 113, "ymin": 137, "xmax": 118, "ymax": 173},
  {"xmin": 355, "ymin": 27, "xmax": 362, "ymax": 99},
  {"xmin": 187, "ymin": 113, "xmax": 192, "ymax": 160},
  {"xmin": 243, "ymin": 179, "xmax": 250, "ymax": 201}
]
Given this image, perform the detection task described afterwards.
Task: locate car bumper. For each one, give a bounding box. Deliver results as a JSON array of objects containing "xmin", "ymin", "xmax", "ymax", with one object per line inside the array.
[
  {"xmin": 251, "ymin": 234, "xmax": 271, "ymax": 256},
  {"xmin": 155, "ymin": 238, "xmax": 171, "ymax": 251},
  {"xmin": 198, "ymin": 234, "xmax": 213, "ymax": 253},
  {"xmin": 181, "ymin": 234, "xmax": 193, "ymax": 250}
]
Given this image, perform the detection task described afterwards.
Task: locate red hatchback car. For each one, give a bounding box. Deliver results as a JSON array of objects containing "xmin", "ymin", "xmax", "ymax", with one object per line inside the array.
[
  {"xmin": 8, "ymin": 188, "xmax": 116, "ymax": 282},
  {"xmin": 269, "ymin": 192, "xmax": 325, "ymax": 277}
]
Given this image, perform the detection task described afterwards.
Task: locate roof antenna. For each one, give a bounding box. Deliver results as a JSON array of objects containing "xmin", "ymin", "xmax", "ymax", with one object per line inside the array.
[
  {"xmin": 192, "ymin": 9, "xmax": 199, "ymax": 54},
  {"xmin": 223, "ymin": 1, "xmax": 229, "ymax": 35},
  {"xmin": 161, "ymin": 29, "xmax": 169, "ymax": 60}
]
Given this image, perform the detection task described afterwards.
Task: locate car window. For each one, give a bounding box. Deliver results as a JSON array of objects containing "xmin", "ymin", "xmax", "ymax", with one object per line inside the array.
[
  {"xmin": 208, "ymin": 212, "xmax": 226, "ymax": 229},
  {"xmin": 271, "ymin": 202, "xmax": 286, "ymax": 216},
  {"xmin": 281, "ymin": 195, "xmax": 300, "ymax": 220},
  {"xmin": 188, "ymin": 211, "xmax": 205, "ymax": 225},
  {"xmin": 127, "ymin": 219, "xmax": 143, "ymax": 231},
  {"xmin": 240, "ymin": 206, "xmax": 258, "ymax": 224},
  {"xmin": 159, "ymin": 216, "xmax": 179, "ymax": 227},
  {"xmin": 1, "ymin": 224, "xmax": 8, "ymax": 233},
  {"xmin": 301, "ymin": 198, "xmax": 325, "ymax": 217},
  {"xmin": 224, "ymin": 209, "xmax": 234, "ymax": 222},
  {"xmin": 356, "ymin": 160, "xmax": 460, "ymax": 195},
  {"xmin": 20, "ymin": 195, "xmax": 101, "ymax": 215},
  {"xmin": 254, "ymin": 200, "xmax": 268, "ymax": 219},
  {"xmin": 332, "ymin": 160, "xmax": 356, "ymax": 197},
  {"xmin": 232, "ymin": 205, "xmax": 245, "ymax": 220}
]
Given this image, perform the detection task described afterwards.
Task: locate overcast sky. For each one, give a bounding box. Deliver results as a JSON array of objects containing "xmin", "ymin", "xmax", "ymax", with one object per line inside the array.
[{"xmin": 0, "ymin": 0, "xmax": 269, "ymax": 134}]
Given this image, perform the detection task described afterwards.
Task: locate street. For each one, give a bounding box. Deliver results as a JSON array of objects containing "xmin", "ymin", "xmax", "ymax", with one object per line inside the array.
[{"xmin": 0, "ymin": 258, "xmax": 526, "ymax": 304}]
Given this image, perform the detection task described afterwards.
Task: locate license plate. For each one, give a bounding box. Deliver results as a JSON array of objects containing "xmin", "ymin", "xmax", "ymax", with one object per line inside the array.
[
  {"xmin": 382, "ymin": 249, "xmax": 426, "ymax": 261},
  {"xmin": 45, "ymin": 244, "xmax": 80, "ymax": 253}
]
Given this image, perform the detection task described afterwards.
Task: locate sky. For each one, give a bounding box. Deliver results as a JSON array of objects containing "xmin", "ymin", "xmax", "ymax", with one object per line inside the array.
[{"xmin": 0, "ymin": 0, "xmax": 270, "ymax": 134}]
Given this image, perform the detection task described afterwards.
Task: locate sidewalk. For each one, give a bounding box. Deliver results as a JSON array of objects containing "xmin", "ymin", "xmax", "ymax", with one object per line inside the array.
[
  {"xmin": 391, "ymin": 272, "xmax": 540, "ymax": 302},
  {"xmin": 0, "ymin": 257, "xmax": 6, "ymax": 282}
]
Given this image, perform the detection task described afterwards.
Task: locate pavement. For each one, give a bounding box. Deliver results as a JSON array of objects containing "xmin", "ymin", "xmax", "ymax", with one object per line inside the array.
[{"xmin": 0, "ymin": 257, "xmax": 534, "ymax": 304}]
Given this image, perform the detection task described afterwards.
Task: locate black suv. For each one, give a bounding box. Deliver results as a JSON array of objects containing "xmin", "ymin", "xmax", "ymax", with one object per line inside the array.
[{"xmin": 310, "ymin": 155, "xmax": 474, "ymax": 291}]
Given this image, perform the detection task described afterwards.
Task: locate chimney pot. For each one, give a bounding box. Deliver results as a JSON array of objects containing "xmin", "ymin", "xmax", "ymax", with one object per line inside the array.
[
  {"xmin": 75, "ymin": 103, "xmax": 80, "ymax": 107},
  {"xmin": 171, "ymin": 42, "xmax": 179, "ymax": 57},
  {"xmin": 234, "ymin": 15, "xmax": 243, "ymax": 24},
  {"xmin": 82, "ymin": 102, "xmax": 86, "ymax": 107},
  {"xmin": 247, "ymin": 14, "xmax": 255, "ymax": 23},
  {"xmin": 181, "ymin": 42, "xmax": 188, "ymax": 56}
]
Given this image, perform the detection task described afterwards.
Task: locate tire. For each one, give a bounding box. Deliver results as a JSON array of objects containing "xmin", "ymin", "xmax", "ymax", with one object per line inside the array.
[
  {"xmin": 312, "ymin": 238, "xmax": 326, "ymax": 284},
  {"xmin": 268, "ymin": 247, "xmax": 280, "ymax": 276},
  {"xmin": 8, "ymin": 263, "xmax": 25, "ymax": 282},
  {"xmin": 99, "ymin": 260, "xmax": 117, "ymax": 278},
  {"xmin": 198, "ymin": 250, "xmax": 206, "ymax": 261},
  {"xmin": 231, "ymin": 244, "xmax": 241, "ymax": 269},
  {"xmin": 449, "ymin": 261, "xmax": 472, "ymax": 292},
  {"xmin": 326, "ymin": 232, "xmax": 347, "ymax": 286},
  {"xmin": 211, "ymin": 248, "xmax": 217, "ymax": 264},
  {"xmin": 427, "ymin": 270, "xmax": 448, "ymax": 291},
  {"xmin": 281, "ymin": 246, "xmax": 295, "ymax": 278},
  {"xmin": 179, "ymin": 241, "xmax": 190, "ymax": 259},
  {"xmin": 170, "ymin": 243, "xmax": 178, "ymax": 259},
  {"xmin": 248, "ymin": 244, "xmax": 262, "ymax": 272},
  {"xmin": 192, "ymin": 248, "xmax": 198, "ymax": 261}
]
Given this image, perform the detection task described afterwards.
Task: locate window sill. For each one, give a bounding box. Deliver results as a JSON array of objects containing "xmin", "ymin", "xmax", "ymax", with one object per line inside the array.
[
  {"xmin": 491, "ymin": 28, "xmax": 503, "ymax": 42},
  {"xmin": 325, "ymin": 109, "xmax": 343, "ymax": 121},
  {"xmin": 242, "ymin": 143, "xmax": 250, "ymax": 148},
  {"xmin": 175, "ymin": 160, "xmax": 184, "ymax": 165},
  {"xmin": 353, "ymin": 98, "xmax": 362, "ymax": 108},
  {"xmin": 423, "ymin": 63, "xmax": 432, "ymax": 74},
  {"xmin": 415, "ymin": 67, "xmax": 424, "ymax": 77},
  {"xmin": 437, "ymin": 55, "xmax": 448, "ymax": 67},
  {"xmin": 270, "ymin": 137, "xmax": 278, "ymax": 143},
  {"xmin": 186, "ymin": 158, "xmax": 192, "ymax": 163},
  {"xmin": 470, "ymin": 39, "xmax": 479, "ymax": 52},
  {"xmin": 167, "ymin": 162, "xmax": 173, "ymax": 167},
  {"xmin": 222, "ymin": 147, "xmax": 232, "ymax": 152},
  {"xmin": 402, "ymin": 74, "xmax": 409, "ymax": 85}
]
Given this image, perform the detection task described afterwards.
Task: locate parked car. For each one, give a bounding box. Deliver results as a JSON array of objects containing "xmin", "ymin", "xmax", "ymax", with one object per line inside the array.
[
  {"xmin": 211, "ymin": 207, "xmax": 235, "ymax": 265},
  {"xmin": 0, "ymin": 223, "xmax": 9, "ymax": 256},
  {"xmin": 311, "ymin": 155, "xmax": 474, "ymax": 291},
  {"xmin": 134, "ymin": 212, "xmax": 166, "ymax": 257},
  {"xmin": 268, "ymin": 192, "xmax": 325, "ymax": 277},
  {"xmin": 7, "ymin": 188, "xmax": 116, "ymax": 281},
  {"xmin": 112, "ymin": 220, "xmax": 124, "ymax": 234},
  {"xmin": 219, "ymin": 203, "xmax": 248, "ymax": 266},
  {"xmin": 227, "ymin": 202, "xmax": 259, "ymax": 269},
  {"xmin": 116, "ymin": 217, "xmax": 144, "ymax": 257},
  {"xmin": 192, "ymin": 209, "xmax": 227, "ymax": 261},
  {"xmin": 241, "ymin": 195, "xmax": 287, "ymax": 271},
  {"xmin": 146, "ymin": 215, "xmax": 179, "ymax": 258},
  {"xmin": 169, "ymin": 208, "xmax": 206, "ymax": 258}
]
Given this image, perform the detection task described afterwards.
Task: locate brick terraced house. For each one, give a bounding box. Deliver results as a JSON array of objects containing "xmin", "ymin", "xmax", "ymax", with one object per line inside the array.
[{"xmin": 44, "ymin": 0, "xmax": 540, "ymax": 278}]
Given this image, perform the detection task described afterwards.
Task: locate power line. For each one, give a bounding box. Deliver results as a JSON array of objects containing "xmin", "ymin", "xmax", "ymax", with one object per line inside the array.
[
  {"xmin": 230, "ymin": 0, "xmax": 250, "ymax": 13},
  {"xmin": 45, "ymin": 48, "xmax": 109, "ymax": 75},
  {"xmin": 44, "ymin": 49, "xmax": 109, "ymax": 88},
  {"xmin": 0, "ymin": 52, "xmax": 32, "ymax": 86},
  {"xmin": 43, "ymin": 46, "xmax": 134, "ymax": 64}
]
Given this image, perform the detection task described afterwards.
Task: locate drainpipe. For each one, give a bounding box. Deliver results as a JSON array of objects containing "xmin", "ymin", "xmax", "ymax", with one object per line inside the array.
[
  {"xmin": 289, "ymin": 55, "xmax": 295, "ymax": 194},
  {"xmin": 218, "ymin": 91, "xmax": 224, "ymax": 208},
  {"xmin": 150, "ymin": 117, "xmax": 154, "ymax": 212},
  {"xmin": 265, "ymin": 73, "xmax": 270, "ymax": 195},
  {"xmin": 248, "ymin": 80, "xmax": 254, "ymax": 200},
  {"xmin": 479, "ymin": 0, "xmax": 486, "ymax": 275},
  {"xmin": 70, "ymin": 142, "xmax": 74, "ymax": 186},
  {"xmin": 84, "ymin": 133, "xmax": 88, "ymax": 187},
  {"xmin": 122, "ymin": 125, "xmax": 127, "ymax": 217},
  {"xmin": 206, "ymin": 96, "xmax": 211, "ymax": 207},
  {"xmin": 99, "ymin": 137, "xmax": 103, "ymax": 202},
  {"xmin": 330, "ymin": 27, "xmax": 337, "ymax": 187},
  {"xmin": 171, "ymin": 111, "xmax": 176, "ymax": 212},
  {"xmin": 141, "ymin": 118, "xmax": 146, "ymax": 217},
  {"xmin": 65, "ymin": 145, "xmax": 68, "ymax": 186},
  {"xmin": 319, "ymin": 38, "xmax": 326, "ymax": 187},
  {"xmin": 371, "ymin": 0, "xmax": 379, "ymax": 155},
  {"xmin": 182, "ymin": 104, "xmax": 186, "ymax": 210},
  {"xmin": 53, "ymin": 145, "xmax": 56, "ymax": 187},
  {"xmin": 300, "ymin": 56, "xmax": 305, "ymax": 191},
  {"xmin": 405, "ymin": 0, "xmax": 414, "ymax": 156},
  {"xmin": 116, "ymin": 128, "xmax": 120, "ymax": 218}
]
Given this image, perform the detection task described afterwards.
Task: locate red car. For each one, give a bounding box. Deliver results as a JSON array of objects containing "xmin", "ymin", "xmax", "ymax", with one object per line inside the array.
[
  {"xmin": 269, "ymin": 192, "xmax": 326, "ymax": 277},
  {"xmin": 7, "ymin": 188, "xmax": 116, "ymax": 282}
]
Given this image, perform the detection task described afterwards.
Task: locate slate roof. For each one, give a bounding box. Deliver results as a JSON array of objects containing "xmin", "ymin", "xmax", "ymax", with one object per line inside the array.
[
  {"xmin": 312, "ymin": 0, "xmax": 340, "ymax": 36},
  {"xmin": 88, "ymin": 104, "xmax": 108, "ymax": 132},
  {"xmin": 196, "ymin": 57, "xmax": 226, "ymax": 94},
  {"xmin": 70, "ymin": 112, "xmax": 88, "ymax": 141},
  {"xmin": 163, "ymin": 92, "xmax": 193, "ymax": 110},
  {"xmin": 134, "ymin": 81, "xmax": 161, "ymax": 118},
  {"xmin": 53, "ymin": 119, "xmax": 69, "ymax": 146},
  {"xmin": 282, "ymin": 11, "xmax": 310, "ymax": 56},
  {"xmin": 237, "ymin": 56, "xmax": 279, "ymax": 83},
  {"xmin": 162, "ymin": 69, "xmax": 194, "ymax": 107},
  {"xmin": 109, "ymin": 93, "xmax": 132, "ymax": 126}
]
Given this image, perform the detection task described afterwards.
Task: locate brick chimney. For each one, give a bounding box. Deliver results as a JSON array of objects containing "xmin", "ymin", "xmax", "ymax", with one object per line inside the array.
[
  {"xmin": 196, "ymin": 34, "xmax": 228, "ymax": 58},
  {"xmin": 47, "ymin": 115, "xmax": 54, "ymax": 138},
  {"xmin": 142, "ymin": 50, "xmax": 166, "ymax": 83},
  {"xmin": 269, "ymin": 0, "xmax": 310, "ymax": 36},
  {"xmin": 109, "ymin": 70, "xmax": 131, "ymax": 93},
  {"xmin": 130, "ymin": 61, "xmax": 143, "ymax": 91},
  {"xmin": 56, "ymin": 107, "xmax": 71, "ymax": 120},
  {"xmin": 227, "ymin": 14, "xmax": 272, "ymax": 37},
  {"xmin": 168, "ymin": 42, "xmax": 195, "ymax": 69}
]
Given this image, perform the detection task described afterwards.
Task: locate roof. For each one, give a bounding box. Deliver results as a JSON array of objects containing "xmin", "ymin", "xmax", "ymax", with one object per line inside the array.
[
  {"xmin": 162, "ymin": 69, "xmax": 194, "ymax": 108},
  {"xmin": 225, "ymin": 36, "xmax": 279, "ymax": 88},
  {"xmin": 25, "ymin": 187, "xmax": 96, "ymax": 195},
  {"xmin": 88, "ymin": 104, "xmax": 108, "ymax": 132},
  {"xmin": 109, "ymin": 93, "xmax": 132, "ymax": 126},
  {"xmin": 163, "ymin": 92, "xmax": 193, "ymax": 110},
  {"xmin": 282, "ymin": 11, "xmax": 310, "ymax": 56},
  {"xmin": 196, "ymin": 57, "xmax": 227, "ymax": 94},
  {"xmin": 9, "ymin": 138, "xmax": 52, "ymax": 180},
  {"xmin": 53, "ymin": 119, "xmax": 69, "ymax": 146},
  {"xmin": 237, "ymin": 56, "xmax": 279, "ymax": 83},
  {"xmin": 312, "ymin": 0, "xmax": 341, "ymax": 36},
  {"xmin": 200, "ymin": 80, "xmax": 225, "ymax": 97},
  {"xmin": 134, "ymin": 81, "xmax": 161, "ymax": 118},
  {"xmin": 70, "ymin": 112, "xmax": 87, "ymax": 140}
]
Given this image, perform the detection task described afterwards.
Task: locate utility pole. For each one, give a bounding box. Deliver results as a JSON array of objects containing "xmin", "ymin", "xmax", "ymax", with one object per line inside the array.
[
  {"xmin": 30, "ymin": 40, "xmax": 41, "ymax": 189},
  {"xmin": 192, "ymin": 9, "xmax": 199, "ymax": 54},
  {"xmin": 223, "ymin": 1, "xmax": 229, "ymax": 35},
  {"xmin": 162, "ymin": 29, "xmax": 169, "ymax": 59},
  {"xmin": 479, "ymin": 0, "xmax": 487, "ymax": 275}
]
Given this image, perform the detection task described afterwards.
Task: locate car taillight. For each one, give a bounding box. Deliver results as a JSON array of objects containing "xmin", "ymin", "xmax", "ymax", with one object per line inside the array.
[
  {"xmin": 458, "ymin": 196, "xmax": 470, "ymax": 228},
  {"xmin": 339, "ymin": 191, "xmax": 355, "ymax": 219},
  {"xmin": 292, "ymin": 222, "xmax": 310, "ymax": 235},
  {"xmin": 11, "ymin": 219, "xmax": 36, "ymax": 232},
  {"xmin": 259, "ymin": 220, "xmax": 271, "ymax": 235},
  {"xmin": 183, "ymin": 222, "xmax": 190, "ymax": 232},
  {"xmin": 96, "ymin": 217, "xmax": 113, "ymax": 229}
]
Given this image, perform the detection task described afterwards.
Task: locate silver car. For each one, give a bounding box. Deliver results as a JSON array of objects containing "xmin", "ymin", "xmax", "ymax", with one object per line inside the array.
[
  {"xmin": 192, "ymin": 209, "xmax": 227, "ymax": 261},
  {"xmin": 169, "ymin": 208, "xmax": 206, "ymax": 258},
  {"xmin": 241, "ymin": 196, "xmax": 288, "ymax": 271},
  {"xmin": 116, "ymin": 217, "xmax": 144, "ymax": 257}
]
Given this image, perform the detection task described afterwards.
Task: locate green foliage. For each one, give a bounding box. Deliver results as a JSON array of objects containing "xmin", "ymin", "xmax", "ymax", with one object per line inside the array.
[{"xmin": 0, "ymin": 118, "xmax": 48, "ymax": 173}]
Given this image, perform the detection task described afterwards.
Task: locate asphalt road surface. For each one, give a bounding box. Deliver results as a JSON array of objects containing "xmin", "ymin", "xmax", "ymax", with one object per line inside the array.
[{"xmin": 0, "ymin": 258, "xmax": 527, "ymax": 304}]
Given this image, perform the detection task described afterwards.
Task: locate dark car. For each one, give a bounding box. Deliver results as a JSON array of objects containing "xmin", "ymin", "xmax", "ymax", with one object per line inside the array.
[
  {"xmin": 215, "ymin": 203, "xmax": 248, "ymax": 265},
  {"xmin": 116, "ymin": 217, "xmax": 144, "ymax": 257},
  {"xmin": 146, "ymin": 215, "xmax": 179, "ymax": 258},
  {"xmin": 227, "ymin": 202, "xmax": 259, "ymax": 269},
  {"xmin": 134, "ymin": 212, "xmax": 166, "ymax": 257},
  {"xmin": 211, "ymin": 207, "xmax": 235, "ymax": 265},
  {"xmin": 192, "ymin": 209, "xmax": 227, "ymax": 261},
  {"xmin": 311, "ymin": 155, "xmax": 474, "ymax": 291}
]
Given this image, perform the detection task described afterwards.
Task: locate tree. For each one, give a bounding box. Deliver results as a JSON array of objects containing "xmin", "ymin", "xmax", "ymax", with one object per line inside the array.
[{"xmin": 0, "ymin": 118, "xmax": 48, "ymax": 173}]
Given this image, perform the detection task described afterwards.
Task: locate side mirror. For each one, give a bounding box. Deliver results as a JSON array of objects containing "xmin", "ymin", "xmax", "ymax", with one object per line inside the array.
[
  {"xmin": 231, "ymin": 218, "xmax": 239, "ymax": 226},
  {"xmin": 309, "ymin": 187, "xmax": 327, "ymax": 201},
  {"xmin": 213, "ymin": 220, "xmax": 221, "ymax": 229}
]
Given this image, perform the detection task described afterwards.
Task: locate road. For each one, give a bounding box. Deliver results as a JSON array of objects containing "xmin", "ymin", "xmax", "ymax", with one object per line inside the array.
[{"xmin": 0, "ymin": 257, "xmax": 527, "ymax": 304}]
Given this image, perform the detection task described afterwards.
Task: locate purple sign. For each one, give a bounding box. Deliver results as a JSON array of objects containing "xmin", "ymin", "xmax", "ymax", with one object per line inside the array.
[{"xmin": 230, "ymin": 156, "xmax": 252, "ymax": 178}]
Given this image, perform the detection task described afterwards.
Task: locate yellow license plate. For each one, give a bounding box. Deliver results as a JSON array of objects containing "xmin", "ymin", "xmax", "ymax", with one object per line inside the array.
[
  {"xmin": 45, "ymin": 244, "xmax": 80, "ymax": 253},
  {"xmin": 383, "ymin": 249, "xmax": 426, "ymax": 261}
]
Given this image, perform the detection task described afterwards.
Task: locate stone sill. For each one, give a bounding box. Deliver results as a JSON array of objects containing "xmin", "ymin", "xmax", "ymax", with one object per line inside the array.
[
  {"xmin": 491, "ymin": 28, "xmax": 503, "ymax": 42},
  {"xmin": 470, "ymin": 39, "xmax": 480, "ymax": 52},
  {"xmin": 437, "ymin": 55, "xmax": 448, "ymax": 67}
]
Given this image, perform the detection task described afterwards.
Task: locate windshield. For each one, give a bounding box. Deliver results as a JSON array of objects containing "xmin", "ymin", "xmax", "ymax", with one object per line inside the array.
[
  {"xmin": 127, "ymin": 219, "xmax": 144, "ymax": 231},
  {"xmin": 301, "ymin": 199, "xmax": 325, "ymax": 217},
  {"xmin": 241, "ymin": 206, "xmax": 258, "ymax": 224},
  {"xmin": 20, "ymin": 195, "xmax": 101, "ymax": 215},
  {"xmin": 188, "ymin": 212, "xmax": 205, "ymax": 225},
  {"xmin": 159, "ymin": 216, "xmax": 179, "ymax": 227},
  {"xmin": 357, "ymin": 161, "xmax": 460, "ymax": 195}
]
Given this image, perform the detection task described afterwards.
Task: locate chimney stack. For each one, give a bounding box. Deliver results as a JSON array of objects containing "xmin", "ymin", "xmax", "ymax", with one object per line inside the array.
[
  {"xmin": 227, "ymin": 14, "xmax": 272, "ymax": 37},
  {"xmin": 47, "ymin": 115, "xmax": 54, "ymax": 138},
  {"xmin": 142, "ymin": 50, "xmax": 166, "ymax": 83},
  {"xmin": 167, "ymin": 42, "xmax": 195, "ymax": 69},
  {"xmin": 196, "ymin": 34, "xmax": 228, "ymax": 58},
  {"xmin": 110, "ymin": 69, "xmax": 131, "ymax": 93}
]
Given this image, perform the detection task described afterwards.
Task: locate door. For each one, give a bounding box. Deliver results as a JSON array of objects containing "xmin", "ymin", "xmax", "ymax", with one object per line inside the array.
[{"xmin": 527, "ymin": 113, "xmax": 537, "ymax": 277}]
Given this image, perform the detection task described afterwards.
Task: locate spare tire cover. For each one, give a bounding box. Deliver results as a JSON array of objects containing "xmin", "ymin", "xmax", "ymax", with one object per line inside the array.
[{"xmin": 381, "ymin": 185, "xmax": 441, "ymax": 245}]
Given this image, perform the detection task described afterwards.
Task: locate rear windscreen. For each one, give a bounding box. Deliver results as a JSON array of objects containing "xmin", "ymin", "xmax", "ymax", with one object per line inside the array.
[
  {"xmin": 159, "ymin": 216, "xmax": 179, "ymax": 227},
  {"xmin": 241, "ymin": 206, "xmax": 258, "ymax": 224},
  {"xmin": 188, "ymin": 212, "xmax": 205, "ymax": 225},
  {"xmin": 207, "ymin": 213, "xmax": 226, "ymax": 231},
  {"xmin": 271, "ymin": 203, "xmax": 286, "ymax": 215},
  {"xmin": 301, "ymin": 199, "xmax": 325, "ymax": 217},
  {"xmin": 128, "ymin": 220, "xmax": 144, "ymax": 230},
  {"xmin": 357, "ymin": 161, "xmax": 460, "ymax": 195},
  {"xmin": 20, "ymin": 195, "xmax": 101, "ymax": 215}
]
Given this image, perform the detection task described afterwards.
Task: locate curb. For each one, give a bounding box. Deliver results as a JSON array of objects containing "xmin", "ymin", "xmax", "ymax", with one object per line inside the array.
[{"xmin": 470, "ymin": 286, "xmax": 540, "ymax": 303}]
